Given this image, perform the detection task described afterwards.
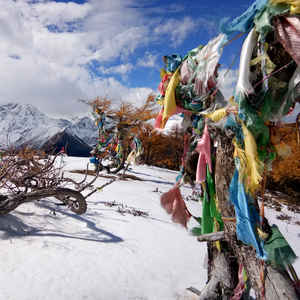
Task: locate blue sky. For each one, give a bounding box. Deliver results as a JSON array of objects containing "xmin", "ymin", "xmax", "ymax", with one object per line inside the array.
[{"xmin": 0, "ymin": 0, "xmax": 258, "ymax": 118}]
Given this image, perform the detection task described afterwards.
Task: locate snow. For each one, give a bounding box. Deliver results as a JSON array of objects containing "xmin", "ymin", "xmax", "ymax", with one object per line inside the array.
[
  {"xmin": 0, "ymin": 103, "xmax": 97, "ymax": 148},
  {"xmin": 0, "ymin": 157, "xmax": 299, "ymax": 300}
]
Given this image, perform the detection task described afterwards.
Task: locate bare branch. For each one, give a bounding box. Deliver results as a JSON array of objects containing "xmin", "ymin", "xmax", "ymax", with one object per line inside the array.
[
  {"xmin": 0, "ymin": 187, "xmax": 87, "ymax": 216},
  {"xmin": 84, "ymin": 178, "xmax": 117, "ymax": 199},
  {"xmin": 197, "ymin": 231, "xmax": 225, "ymax": 243},
  {"xmin": 0, "ymin": 147, "xmax": 89, "ymax": 216}
]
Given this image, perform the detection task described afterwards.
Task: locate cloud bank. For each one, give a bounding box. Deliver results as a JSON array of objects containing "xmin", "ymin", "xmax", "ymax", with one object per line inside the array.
[{"xmin": 0, "ymin": 0, "xmax": 235, "ymax": 119}]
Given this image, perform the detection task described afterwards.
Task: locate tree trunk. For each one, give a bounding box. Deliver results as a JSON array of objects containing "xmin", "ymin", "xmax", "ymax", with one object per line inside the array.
[
  {"xmin": 0, "ymin": 188, "xmax": 87, "ymax": 216},
  {"xmin": 145, "ymin": 143, "xmax": 151, "ymax": 165},
  {"xmin": 110, "ymin": 139, "xmax": 126, "ymax": 174},
  {"xmin": 200, "ymin": 135, "xmax": 299, "ymax": 300}
]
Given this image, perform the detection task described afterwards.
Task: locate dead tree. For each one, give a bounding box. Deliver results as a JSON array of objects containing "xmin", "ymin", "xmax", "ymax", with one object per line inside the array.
[
  {"xmin": 183, "ymin": 125, "xmax": 299, "ymax": 300},
  {"xmin": 203, "ymin": 132, "xmax": 298, "ymax": 300},
  {"xmin": 157, "ymin": 9, "xmax": 300, "ymax": 298},
  {"xmin": 0, "ymin": 147, "xmax": 113, "ymax": 216},
  {"xmin": 180, "ymin": 13, "xmax": 300, "ymax": 299}
]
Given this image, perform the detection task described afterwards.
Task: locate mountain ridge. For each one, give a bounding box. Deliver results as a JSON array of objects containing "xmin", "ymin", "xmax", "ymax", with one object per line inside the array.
[{"xmin": 0, "ymin": 103, "xmax": 98, "ymax": 157}]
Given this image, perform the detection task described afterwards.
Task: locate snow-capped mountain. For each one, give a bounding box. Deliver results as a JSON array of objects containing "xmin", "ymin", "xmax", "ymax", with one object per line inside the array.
[
  {"xmin": 0, "ymin": 103, "xmax": 98, "ymax": 156},
  {"xmin": 68, "ymin": 116, "xmax": 100, "ymax": 146},
  {"xmin": 41, "ymin": 127, "xmax": 94, "ymax": 157}
]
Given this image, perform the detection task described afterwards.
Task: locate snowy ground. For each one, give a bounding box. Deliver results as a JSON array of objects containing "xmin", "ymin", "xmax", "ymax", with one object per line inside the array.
[{"xmin": 0, "ymin": 157, "xmax": 299, "ymax": 300}]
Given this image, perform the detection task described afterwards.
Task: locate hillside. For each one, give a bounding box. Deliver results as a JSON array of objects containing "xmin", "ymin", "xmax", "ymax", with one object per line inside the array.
[{"xmin": 0, "ymin": 157, "xmax": 299, "ymax": 299}]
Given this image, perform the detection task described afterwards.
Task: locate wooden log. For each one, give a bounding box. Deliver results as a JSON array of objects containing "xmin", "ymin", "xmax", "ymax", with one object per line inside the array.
[{"xmin": 197, "ymin": 231, "xmax": 225, "ymax": 242}]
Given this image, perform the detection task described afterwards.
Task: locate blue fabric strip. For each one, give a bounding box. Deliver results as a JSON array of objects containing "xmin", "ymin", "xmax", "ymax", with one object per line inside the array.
[
  {"xmin": 229, "ymin": 168, "xmax": 268, "ymax": 260},
  {"xmin": 220, "ymin": 0, "xmax": 268, "ymax": 35}
]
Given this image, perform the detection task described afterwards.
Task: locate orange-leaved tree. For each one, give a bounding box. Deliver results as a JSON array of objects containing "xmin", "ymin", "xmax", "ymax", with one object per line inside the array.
[
  {"xmin": 137, "ymin": 122, "xmax": 185, "ymax": 170},
  {"xmin": 269, "ymin": 124, "xmax": 300, "ymax": 198},
  {"xmin": 78, "ymin": 93, "xmax": 159, "ymax": 173}
]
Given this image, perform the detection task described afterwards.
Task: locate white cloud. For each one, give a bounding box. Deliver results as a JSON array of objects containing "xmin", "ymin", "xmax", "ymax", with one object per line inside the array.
[
  {"xmin": 152, "ymin": 16, "xmax": 216, "ymax": 48},
  {"xmin": 121, "ymin": 86, "xmax": 155, "ymax": 107},
  {"xmin": 29, "ymin": 1, "xmax": 92, "ymax": 30},
  {"xmin": 153, "ymin": 17, "xmax": 195, "ymax": 48},
  {"xmin": 137, "ymin": 51, "xmax": 158, "ymax": 68},
  {"xmin": 99, "ymin": 64, "xmax": 133, "ymax": 75},
  {"xmin": 0, "ymin": 0, "xmax": 216, "ymax": 119},
  {"xmin": 167, "ymin": 4, "xmax": 185, "ymax": 13},
  {"xmin": 217, "ymin": 68, "xmax": 238, "ymax": 99},
  {"xmin": 0, "ymin": 0, "xmax": 153, "ymax": 118},
  {"xmin": 0, "ymin": 1, "xmax": 33, "ymax": 55},
  {"xmin": 90, "ymin": 26, "xmax": 150, "ymax": 62}
]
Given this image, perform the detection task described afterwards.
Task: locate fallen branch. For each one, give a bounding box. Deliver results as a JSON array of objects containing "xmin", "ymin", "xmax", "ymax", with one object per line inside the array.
[
  {"xmin": 186, "ymin": 286, "xmax": 201, "ymax": 296},
  {"xmin": 197, "ymin": 231, "xmax": 225, "ymax": 243},
  {"xmin": 121, "ymin": 162, "xmax": 130, "ymax": 179},
  {"xmin": 84, "ymin": 178, "xmax": 117, "ymax": 199}
]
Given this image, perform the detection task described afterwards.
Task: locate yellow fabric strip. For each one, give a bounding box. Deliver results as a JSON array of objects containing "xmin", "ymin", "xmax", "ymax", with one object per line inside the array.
[
  {"xmin": 204, "ymin": 107, "xmax": 228, "ymax": 122},
  {"xmin": 161, "ymin": 68, "xmax": 180, "ymax": 129},
  {"xmin": 269, "ymin": 0, "xmax": 300, "ymax": 14},
  {"xmin": 156, "ymin": 99, "xmax": 164, "ymax": 106},
  {"xmin": 250, "ymin": 53, "xmax": 276, "ymax": 75},
  {"xmin": 159, "ymin": 68, "xmax": 167, "ymax": 79},
  {"xmin": 237, "ymin": 124, "xmax": 263, "ymax": 194}
]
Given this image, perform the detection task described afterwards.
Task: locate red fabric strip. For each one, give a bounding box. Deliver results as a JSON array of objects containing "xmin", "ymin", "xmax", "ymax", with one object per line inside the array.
[{"xmin": 274, "ymin": 15, "xmax": 300, "ymax": 65}]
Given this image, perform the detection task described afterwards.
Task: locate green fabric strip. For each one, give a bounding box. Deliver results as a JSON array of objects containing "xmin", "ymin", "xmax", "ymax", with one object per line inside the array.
[
  {"xmin": 264, "ymin": 225, "xmax": 298, "ymax": 266},
  {"xmin": 201, "ymin": 164, "xmax": 224, "ymax": 234}
]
